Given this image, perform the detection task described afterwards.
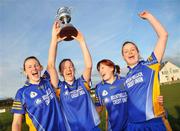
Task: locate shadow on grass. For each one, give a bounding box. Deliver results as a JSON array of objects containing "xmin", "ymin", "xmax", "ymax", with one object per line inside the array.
[{"xmin": 168, "ymin": 106, "xmax": 180, "ymax": 130}]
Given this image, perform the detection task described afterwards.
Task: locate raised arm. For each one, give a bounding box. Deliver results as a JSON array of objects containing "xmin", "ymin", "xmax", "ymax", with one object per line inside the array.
[
  {"xmin": 12, "ymin": 114, "xmax": 23, "ymax": 131},
  {"xmin": 139, "ymin": 11, "xmax": 168, "ymax": 62},
  {"xmin": 72, "ymin": 31, "xmax": 92, "ymax": 83},
  {"xmin": 47, "ymin": 21, "xmax": 65, "ymax": 89}
]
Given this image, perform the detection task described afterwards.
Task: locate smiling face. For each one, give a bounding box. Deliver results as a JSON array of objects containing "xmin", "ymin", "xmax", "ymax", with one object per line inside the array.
[
  {"xmin": 98, "ymin": 63, "xmax": 114, "ymax": 82},
  {"xmin": 24, "ymin": 58, "xmax": 42, "ymax": 84},
  {"xmin": 60, "ymin": 60, "xmax": 75, "ymax": 83},
  {"xmin": 122, "ymin": 42, "xmax": 140, "ymax": 67}
]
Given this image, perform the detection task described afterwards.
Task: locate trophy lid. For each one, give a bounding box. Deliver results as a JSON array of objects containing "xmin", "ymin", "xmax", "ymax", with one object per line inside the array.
[{"xmin": 57, "ymin": 7, "xmax": 71, "ymax": 23}]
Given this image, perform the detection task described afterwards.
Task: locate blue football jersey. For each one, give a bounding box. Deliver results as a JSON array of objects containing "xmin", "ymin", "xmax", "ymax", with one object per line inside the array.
[
  {"xmin": 95, "ymin": 76, "xmax": 128, "ymax": 131},
  {"xmin": 58, "ymin": 76, "xmax": 100, "ymax": 131},
  {"xmin": 12, "ymin": 71, "xmax": 67, "ymax": 131},
  {"xmin": 124, "ymin": 52, "xmax": 165, "ymax": 122}
]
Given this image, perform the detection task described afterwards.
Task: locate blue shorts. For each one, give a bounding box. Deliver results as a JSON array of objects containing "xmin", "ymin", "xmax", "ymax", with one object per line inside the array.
[{"xmin": 127, "ymin": 117, "xmax": 166, "ymax": 131}]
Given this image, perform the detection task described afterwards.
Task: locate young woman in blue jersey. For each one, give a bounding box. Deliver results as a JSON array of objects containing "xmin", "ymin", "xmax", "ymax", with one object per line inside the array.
[
  {"xmin": 122, "ymin": 11, "xmax": 171, "ymax": 130},
  {"xmin": 11, "ymin": 56, "xmax": 67, "ymax": 131},
  {"xmin": 47, "ymin": 21, "xmax": 100, "ymax": 131},
  {"xmin": 95, "ymin": 59, "xmax": 128, "ymax": 131}
]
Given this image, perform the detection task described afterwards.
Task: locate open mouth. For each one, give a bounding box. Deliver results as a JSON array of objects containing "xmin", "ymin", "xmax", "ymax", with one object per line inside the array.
[
  {"xmin": 128, "ymin": 56, "xmax": 135, "ymax": 59},
  {"xmin": 66, "ymin": 72, "xmax": 72, "ymax": 76},
  {"xmin": 101, "ymin": 73, "xmax": 106, "ymax": 78},
  {"xmin": 32, "ymin": 72, "xmax": 38, "ymax": 76}
]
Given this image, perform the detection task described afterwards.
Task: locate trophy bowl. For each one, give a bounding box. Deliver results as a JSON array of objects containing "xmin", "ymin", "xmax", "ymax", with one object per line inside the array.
[{"xmin": 56, "ymin": 7, "xmax": 78, "ymax": 41}]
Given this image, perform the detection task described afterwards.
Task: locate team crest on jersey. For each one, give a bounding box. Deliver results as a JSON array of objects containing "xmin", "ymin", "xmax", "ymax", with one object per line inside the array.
[
  {"xmin": 64, "ymin": 90, "xmax": 69, "ymax": 96},
  {"xmin": 35, "ymin": 98, "xmax": 42, "ymax": 105},
  {"xmin": 102, "ymin": 90, "xmax": 108, "ymax": 96},
  {"xmin": 30, "ymin": 91, "xmax": 38, "ymax": 98},
  {"xmin": 65, "ymin": 85, "xmax": 68, "ymax": 89}
]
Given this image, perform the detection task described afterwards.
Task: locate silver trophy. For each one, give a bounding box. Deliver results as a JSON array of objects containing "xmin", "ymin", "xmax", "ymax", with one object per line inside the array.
[{"xmin": 56, "ymin": 7, "xmax": 77, "ymax": 41}]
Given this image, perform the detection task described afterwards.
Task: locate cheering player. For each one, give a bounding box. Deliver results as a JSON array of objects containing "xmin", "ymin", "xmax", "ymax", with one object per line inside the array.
[
  {"xmin": 11, "ymin": 56, "xmax": 67, "ymax": 131},
  {"xmin": 122, "ymin": 11, "xmax": 171, "ymax": 130},
  {"xmin": 95, "ymin": 59, "xmax": 128, "ymax": 131},
  {"xmin": 47, "ymin": 21, "xmax": 100, "ymax": 131}
]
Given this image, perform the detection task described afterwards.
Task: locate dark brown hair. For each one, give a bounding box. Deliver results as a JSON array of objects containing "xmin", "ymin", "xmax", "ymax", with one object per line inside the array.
[
  {"xmin": 58, "ymin": 59, "xmax": 75, "ymax": 75},
  {"xmin": 122, "ymin": 41, "xmax": 139, "ymax": 55},
  {"xmin": 97, "ymin": 59, "xmax": 120, "ymax": 75}
]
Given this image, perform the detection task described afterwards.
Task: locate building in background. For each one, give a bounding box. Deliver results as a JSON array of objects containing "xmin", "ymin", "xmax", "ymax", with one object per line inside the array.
[{"xmin": 160, "ymin": 61, "xmax": 180, "ymax": 84}]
